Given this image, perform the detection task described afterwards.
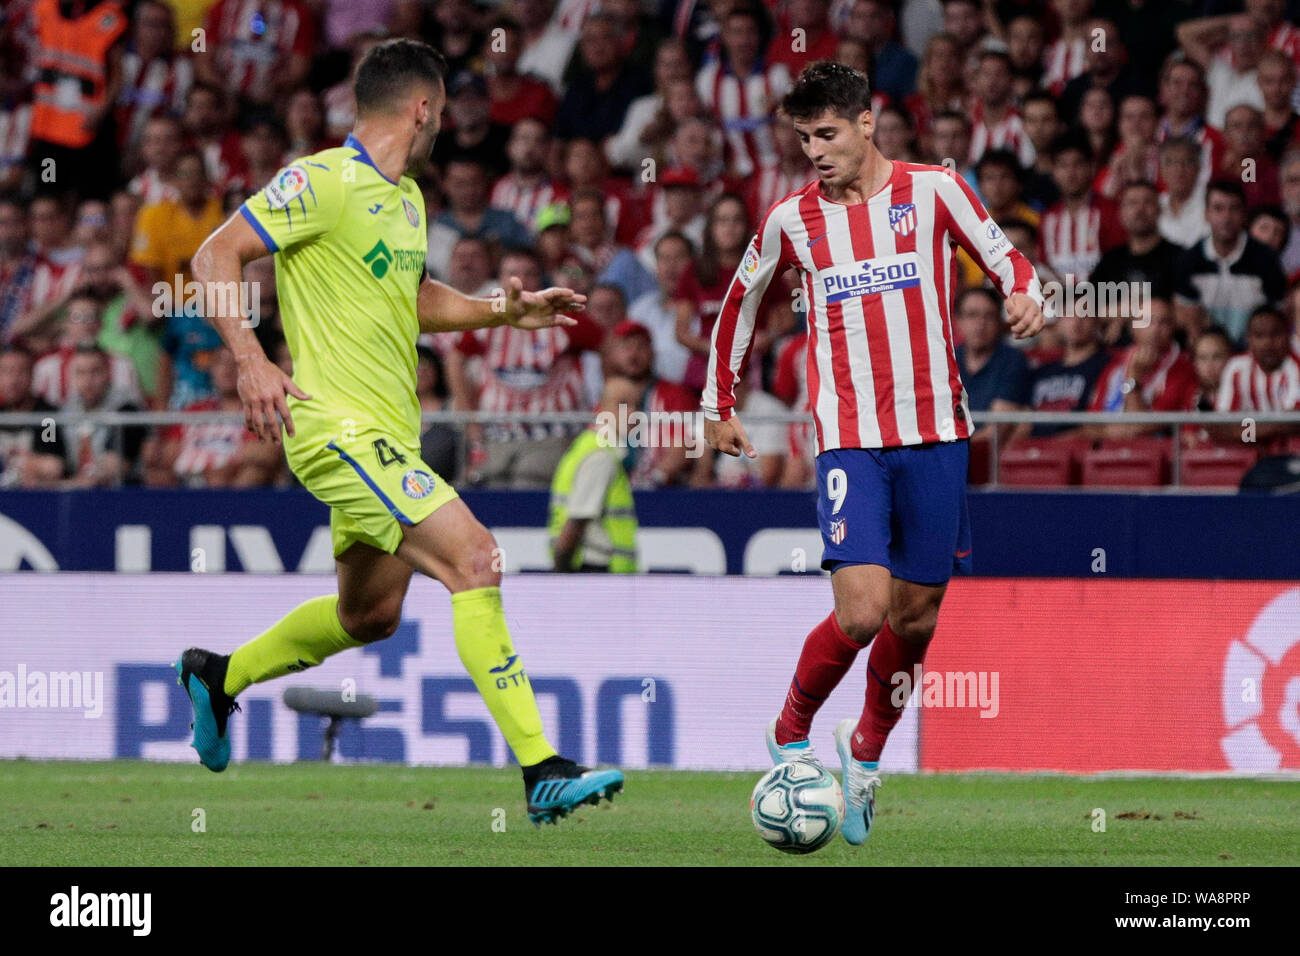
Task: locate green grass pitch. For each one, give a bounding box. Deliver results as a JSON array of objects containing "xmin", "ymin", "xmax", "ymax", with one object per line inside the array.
[{"xmin": 2, "ymin": 760, "xmax": 1296, "ymax": 866}]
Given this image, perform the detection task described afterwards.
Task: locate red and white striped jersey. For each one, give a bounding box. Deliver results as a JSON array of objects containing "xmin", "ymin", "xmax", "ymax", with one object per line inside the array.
[
  {"xmin": 166, "ymin": 398, "xmax": 253, "ymax": 477},
  {"xmin": 1093, "ymin": 142, "xmax": 1161, "ymax": 199},
  {"xmin": 116, "ymin": 52, "xmax": 194, "ymax": 153},
  {"xmin": 206, "ymin": 0, "xmax": 316, "ymax": 102},
  {"xmin": 490, "ymin": 174, "xmax": 561, "ymax": 236},
  {"xmin": 33, "ymin": 347, "xmax": 142, "ymax": 407},
  {"xmin": 748, "ymin": 161, "xmax": 813, "ymax": 223},
  {"xmin": 24, "ymin": 257, "xmax": 81, "ymax": 314},
  {"xmin": 968, "ymin": 103, "xmax": 1036, "ymax": 168},
  {"xmin": 1269, "ymin": 21, "xmax": 1300, "ymax": 65},
  {"xmin": 704, "ymin": 161, "xmax": 1044, "ymax": 453},
  {"xmin": 695, "ymin": 59, "xmax": 793, "ymax": 178},
  {"xmin": 0, "ymin": 103, "xmax": 31, "ymax": 173},
  {"xmin": 128, "ymin": 168, "xmax": 179, "ymax": 206},
  {"xmin": 1038, "ymin": 195, "xmax": 1124, "ymax": 283},
  {"xmin": 554, "ymin": 0, "xmax": 600, "ymax": 32},
  {"xmin": 1216, "ymin": 352, "xmax": 1300, "ymax": 411},
  {"xmin": 456, "ymin": 319, "xmax": 602, "ymax": 438},
  {"xmin": 1043, "ymin": 36, "xmax": 1088, "ymax": 96}
]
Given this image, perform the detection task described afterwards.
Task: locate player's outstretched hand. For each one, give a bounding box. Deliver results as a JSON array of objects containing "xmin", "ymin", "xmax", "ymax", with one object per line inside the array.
[
  {"xmin": 1006, "ymin": 292, "xmax": 1045, "ymax": 339},
  {"xmin": 236, "ymin": 354, "xmax": 311, "ymax": 444},
  {"xmin": 504, "ymin": 275, "xmax": 583, "ymax": 330},
  {"xmin": 705, "ymin": 416, "xmax": 757, "ymax": 458}
]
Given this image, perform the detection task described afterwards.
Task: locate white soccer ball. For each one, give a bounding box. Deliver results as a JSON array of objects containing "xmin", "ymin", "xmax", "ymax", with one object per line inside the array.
[{"xmin": 750, "ymin": 761, "xmax": 845, "ymax": 854}]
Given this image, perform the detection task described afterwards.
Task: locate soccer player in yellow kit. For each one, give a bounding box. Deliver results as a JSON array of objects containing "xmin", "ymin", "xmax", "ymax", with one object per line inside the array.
[{"xmin": 177, "ymin": 39, "xmax": 623, "ymax": 825}]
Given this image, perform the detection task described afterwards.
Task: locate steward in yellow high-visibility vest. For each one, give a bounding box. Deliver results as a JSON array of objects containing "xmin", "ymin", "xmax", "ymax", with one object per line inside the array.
[{"xmin": 549, "ymin": 377, "xmax": 640, "ymax": 572}]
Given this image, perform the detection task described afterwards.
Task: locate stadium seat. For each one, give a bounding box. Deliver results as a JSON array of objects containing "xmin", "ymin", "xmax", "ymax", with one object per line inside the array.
[
  {"xmin": 1180, "ymin": 446, "xmax": 1260, "ymax": 488},
  {"xmin": 1082, "ymin": 438, "xmax": 1171, "ymax": 487},
  {"xmin": 997, "ymin": 439, "xmax": 1077, "ymax": 486}
]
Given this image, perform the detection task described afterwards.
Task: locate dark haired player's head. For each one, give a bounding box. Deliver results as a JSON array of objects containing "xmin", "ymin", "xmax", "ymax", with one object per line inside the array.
[
  {"xmin": 781, "ymin": 61, "xmax": 876, "ymax": 192},
  {"xmin": 353, "ymin": 39, "xmax": 449, "ymax": 176}
]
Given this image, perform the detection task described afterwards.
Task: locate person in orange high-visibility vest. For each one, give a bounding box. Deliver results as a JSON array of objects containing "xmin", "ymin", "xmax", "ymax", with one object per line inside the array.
[{"xmin": 28, "ymin": 0, "xmax": 127, "ymax": 199}]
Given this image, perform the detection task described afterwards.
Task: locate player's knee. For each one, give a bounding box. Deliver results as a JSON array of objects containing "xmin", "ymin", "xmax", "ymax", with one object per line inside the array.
[
  {"xmin": 835, "ymin": 603, "xmax": 888, "ymax": 646},
  {"xmin": 339, "ymin": 599, "xmax": 403, "ymax": 644},
  {"xmin": 890, "ymin": 608, "xmax": 939, "ymax": 646},
  {"xmin": 452, "ymin": 529, "xmax": 503, "ymax": 591}
]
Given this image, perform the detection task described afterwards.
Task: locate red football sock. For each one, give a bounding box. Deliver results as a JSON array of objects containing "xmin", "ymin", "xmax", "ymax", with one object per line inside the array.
[
  {"xmin": 852, "ymin": 619, "xmax": 928, "ymax": 763},
  {"xmin": 774, "ymin": 612, "xmax": 868, "ymax": 745}
]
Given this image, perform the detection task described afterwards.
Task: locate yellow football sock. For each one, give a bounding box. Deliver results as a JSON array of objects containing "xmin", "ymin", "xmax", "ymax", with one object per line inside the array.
[
  {"xmin": 452, "ymin": 586, "xmax": 556, "ymax": 767},
  {"xmin": 224, "ymin": 595, "xmax": 363, "ymax": 696}
]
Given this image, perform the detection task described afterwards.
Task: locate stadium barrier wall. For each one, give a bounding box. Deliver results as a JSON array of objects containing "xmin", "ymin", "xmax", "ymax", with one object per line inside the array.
[
  {"xmin": 1, "ymin": 575, "xmax": 1296, "ymax": 774},
  {"xmin": 2, "ymin": 488, "xmax": 1300, "ymax": 578}
]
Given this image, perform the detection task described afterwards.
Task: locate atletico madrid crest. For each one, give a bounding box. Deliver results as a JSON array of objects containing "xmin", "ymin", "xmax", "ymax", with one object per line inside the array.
[
  {"xmin": 829, "ymin": 518, "xmax": 847, "ymax": 545},
  {"xmin": 888, "ymin": 202, "xmax": 916, "ymax": 236}
]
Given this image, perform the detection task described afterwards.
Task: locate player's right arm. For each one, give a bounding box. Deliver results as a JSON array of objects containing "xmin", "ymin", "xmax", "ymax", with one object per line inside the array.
[
  {"xmin": 195, "ymin": 160, "xmax": 345, "ymax": 442},
  {"xmin": 702, "ymin": 208, "xmax": 791, "ymax": 458},
  {"xmin": 191, "ymin": 213, "xmax": 310, "ymax": 444}
]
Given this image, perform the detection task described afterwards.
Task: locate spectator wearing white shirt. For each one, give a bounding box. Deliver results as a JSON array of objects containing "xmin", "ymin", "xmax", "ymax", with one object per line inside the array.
[
  {"xmin": 1179, "ymin": 12, "xmax": 1268, "ymax": 129},
  {"xmin": 606, "ymin": 38, "xmax": 694, "ymax": 171},
  {"xmin": 512, "ymin": 0, "xmax": 580, "ymax": 93},
  {"xmin": 1278, "ymin": 150, "xmax": 1300, "ymax": 275},
  {"xmin": 1157, "ymin": 136, "xmax": 1209, "ymax": 247},
  {"xmin": 628, "ymin": 230, "xmax": 694, "ymax": 388}
]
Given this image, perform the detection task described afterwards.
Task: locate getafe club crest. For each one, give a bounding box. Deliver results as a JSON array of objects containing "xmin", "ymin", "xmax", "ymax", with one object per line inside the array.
[
  {"xmin": 888, "ymin": 202, "xmax": 916, "ymax": 237},
  {"xmin": 402, "ymin": 469, "xmax": 436, "ymax": 499}
]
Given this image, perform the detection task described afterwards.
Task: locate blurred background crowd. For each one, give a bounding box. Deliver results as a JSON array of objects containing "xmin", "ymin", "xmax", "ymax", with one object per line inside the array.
[{"xmin": 1, "ymin": 0, "xmax": 1299, "ymax": 491}]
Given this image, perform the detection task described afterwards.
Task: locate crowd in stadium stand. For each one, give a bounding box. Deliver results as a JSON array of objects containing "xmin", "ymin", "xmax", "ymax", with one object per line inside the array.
[{"xmin": 1, "ymin": 0, "xmax": 1300, "ymax": 491}]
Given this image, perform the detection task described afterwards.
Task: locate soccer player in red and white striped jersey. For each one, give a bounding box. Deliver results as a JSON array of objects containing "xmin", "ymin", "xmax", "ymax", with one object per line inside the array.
[{"xmin": 704, "ymin": 62, "xmax": 1044, "ymax": 846}]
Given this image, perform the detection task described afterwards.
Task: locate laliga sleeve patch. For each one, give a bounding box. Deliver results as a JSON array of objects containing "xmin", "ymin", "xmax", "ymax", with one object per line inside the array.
[
  {"xmin": 738, "ymin": 239, "xmax": 761, "ymax": 288},
  {"xmin": 264, "ymin": 165, "xmax": 310, "ymax": 211}
]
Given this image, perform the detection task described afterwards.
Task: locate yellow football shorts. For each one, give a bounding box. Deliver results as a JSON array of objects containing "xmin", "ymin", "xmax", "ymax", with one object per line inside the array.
[{"xmin": 287, "ymin": 425, "xmax": 459, "ymax": 558}]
